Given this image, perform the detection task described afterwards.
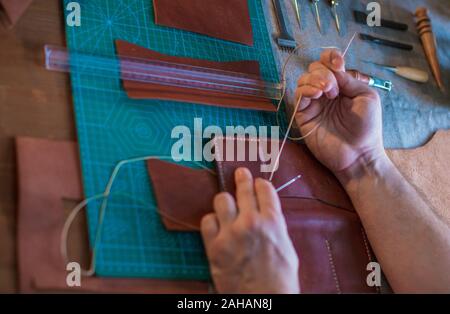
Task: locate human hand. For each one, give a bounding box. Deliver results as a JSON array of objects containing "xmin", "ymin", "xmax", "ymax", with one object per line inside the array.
[
  {"xmin": 200, "ymin": 168, "xmax": 299, "ymax": 294},
  {"xmin": 295, "ymin": 49, "xmax": 386, "ymax": 181}
]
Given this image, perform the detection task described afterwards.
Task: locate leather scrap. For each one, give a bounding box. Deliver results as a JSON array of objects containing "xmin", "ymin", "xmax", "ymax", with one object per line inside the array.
[
  {"xmin": 0, "ymin": 0, "xmax": 33, "ymax": 27},
  {"xmin": 387, "ymin": 130, "xmax": 450, "ymax": 226},
  {"xmin": 147, "ymin": 137, "xmax": 377, "ymax": 293},
  {"xmin": 153, "ymin": 0, "xmax": 253, "ymax": 46},
  {"xmin": 148, "ymin": 159, "xmax": 219, "ymax": 231},
  {"xmin": 116, "ymin": 40, "xmax": 275, "ymax": 112},
  {"xmin": 16, "ymin": 137, "xmax": 209, "ymax": 293}
]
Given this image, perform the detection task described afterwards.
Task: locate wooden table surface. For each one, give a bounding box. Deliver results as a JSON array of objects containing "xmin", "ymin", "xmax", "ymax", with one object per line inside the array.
[{"xmin": 0, "ymin": 0, "xmax": 75, "ymax": 292}]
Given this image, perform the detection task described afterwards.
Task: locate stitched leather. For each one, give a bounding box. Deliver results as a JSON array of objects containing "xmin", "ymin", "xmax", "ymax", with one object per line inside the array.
[{"xmin": 147, "ymin": 137, "xmax": 378, "ymax": 293}]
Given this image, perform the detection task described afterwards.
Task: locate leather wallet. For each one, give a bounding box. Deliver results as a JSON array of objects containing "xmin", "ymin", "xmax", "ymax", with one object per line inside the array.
[
  {"xmin": 116, "ymin": 40, "xmax": 276, "ymax": 112},
  {"xmin": 153, "ymin": 0, "xmax": 254, "ymax": 46},
  {"xmin": 147, "ymin": 136, "xmax": 379, "ymax": 293}
]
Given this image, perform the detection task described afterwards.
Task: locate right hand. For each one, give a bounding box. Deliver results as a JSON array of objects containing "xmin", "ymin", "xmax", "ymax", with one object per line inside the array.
[{"xmin": 294, "ymin": 49, "xmax": 386, "ymax": 181}]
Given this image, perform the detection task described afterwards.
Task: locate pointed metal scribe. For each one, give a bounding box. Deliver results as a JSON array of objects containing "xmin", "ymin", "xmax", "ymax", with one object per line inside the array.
[
  {"xmin": 330, "ymin": 0, "xmax": 341, "ymax": 34},
  {"xmin": 311, "ymin": 0, "xmax": 322, "ymax": 34},
  {"xmin": 276, "ymin": 175, "xmax": 302, "ymax": 193},
  {"xmin": 293, "ymin": 0, "xmax": 301, "ymax": 29}
]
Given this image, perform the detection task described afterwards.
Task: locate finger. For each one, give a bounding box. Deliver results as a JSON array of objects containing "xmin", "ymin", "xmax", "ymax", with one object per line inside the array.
[
  {"xmin": 234, "ymin": 167, "xmax": 259, "ymax": 212},
  {"xmin": 299, "ymin": 69, "xmax": 339, "ymax": 100},
  {"xmin": 334, "ymin": 71, "xmax": 378, "ymax": 99},
  {"xmin": 320, "ymin": 49, "xmax": 345, "ymax": 72},
  {"xmin": 298, "ymin": 61, "xmax": 328, "ymax": 87},
  {"xmin": 200, "ymin": 213, "xmax": 219, "ymax": 248},
  {"xmin": 254, "ymin": 178, "xmax": 282, "ymax": 216},
  {"xmin": 213, "ymin": 192, "xmax": 237, "ymax": 226},
  {"xmin": 307, "ymin": 61, "xmax": 329, "ymax": 73},
  {"xmin": 295, "ymin": 100, "xmax": 323, "ymax": 127},
  {"xmin": 295, "ymin": 86, "xmax": 322, "ymax": 105},
  {"xmin": 294, "ymin": 83, "xmax": 323, "ymax": 117},
  {"xmin": 298, "ymin": 71, "xmax": 327, "ymax": 90}
]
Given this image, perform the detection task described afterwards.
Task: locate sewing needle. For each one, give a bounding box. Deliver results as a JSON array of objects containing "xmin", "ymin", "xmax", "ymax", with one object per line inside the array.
[
  {"xmin": 311, "ymin": 0, "xmax": 322, "ymax": 34},
  {"xmin": 294, "ymin": 0, "xmax": 301, "ymax": 29},
  {"xmin": 276, "ymin": 175, "xmax": 302, "ymax": 193},
  {"xmin": 268, "ymin": 33, "xmax": 356, "ymax": 182}
]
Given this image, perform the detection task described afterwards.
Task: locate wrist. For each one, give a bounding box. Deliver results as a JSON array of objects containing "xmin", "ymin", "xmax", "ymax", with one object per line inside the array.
[{"xmin": 335, "ymin": 149, "xmax": 392, "ymax": 192}]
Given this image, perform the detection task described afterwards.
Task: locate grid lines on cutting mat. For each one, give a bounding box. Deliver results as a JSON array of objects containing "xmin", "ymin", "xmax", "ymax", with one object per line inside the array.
[{"xmin": 63, "ymin": 0, "xmax": 281, "ymax": 279}]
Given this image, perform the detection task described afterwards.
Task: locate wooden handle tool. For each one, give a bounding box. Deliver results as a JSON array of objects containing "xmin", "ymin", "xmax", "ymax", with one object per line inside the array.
[
  {"xmin": 393, "ymin": 66, "xmax": 429, "ymax": 83},
  {"xmin": 361, "ymin": 61, "xmax": 429, "ymax": 83},
  {"xmin": 415, "ymin": 7, "xmax": 445, "ymax": 91}
]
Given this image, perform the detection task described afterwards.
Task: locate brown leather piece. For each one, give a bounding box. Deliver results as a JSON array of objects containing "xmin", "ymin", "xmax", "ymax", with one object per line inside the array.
[
  {"xmin": 153, "ymin": 0, "xmax": 253, "ymax": 46},
  {"xmin": 16, "ymin": 137, "xmax": 209, "ymax": 293},
  {"xmin": 147, "ymin": 137, "xmax": 376, "ymax": 293},
  {"xmin": 0, "ymin": 0, "xmax": 33, "ymax": 27},
  {"xmin": 214, "ymin": 137, "xmax": 354, "ymax": 211},
  {"xmin": 147, "ymin": 160, "xmax": 215, "ymax": 231},
  {"xmin": 147, "ymin": 159, "xmax": 218, "ymax": 231},
  {"xmin": 115, "ymin": 40, "xmax": 275, "ymax": 112},
  {"xmin": 281, "ymin": 198, "xmax": 373, "ymax": 293},
  {"xmin": 16, "ymin": 131, "xmax": 450, "ymax": 293},
  {"xmin": 387, "ymin": 130, "xmax": 450, "ymax": 226}
]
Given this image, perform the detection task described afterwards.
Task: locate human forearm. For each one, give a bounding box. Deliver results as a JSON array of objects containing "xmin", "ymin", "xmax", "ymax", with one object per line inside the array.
[{"xmin": 337, "ymin": 152, "xmax": 450, "ymax": 293}]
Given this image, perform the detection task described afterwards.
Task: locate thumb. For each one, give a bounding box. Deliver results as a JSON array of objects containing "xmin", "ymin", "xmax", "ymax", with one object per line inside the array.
[
  {"xmin": 320, "ymin": 49, "xmax": 346, "ymax": 72},
  {"xmin": 334, "ymin": 71, "xmax": 378, "ymax": 99}
]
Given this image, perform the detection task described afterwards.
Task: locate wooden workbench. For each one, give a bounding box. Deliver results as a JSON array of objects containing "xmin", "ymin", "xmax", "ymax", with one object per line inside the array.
[{"xmin": 0, "ymin": 0, "xmax": 75, "ymax": 292}]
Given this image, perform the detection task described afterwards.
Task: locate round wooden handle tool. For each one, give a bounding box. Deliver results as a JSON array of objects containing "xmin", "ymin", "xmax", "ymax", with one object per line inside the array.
[
  {"xmin": 394, "ymin": 67, "xmax": 429, "ymax": 83},
  {"xmin": 415, "ymin": 7, "xmax": 445, "ymax": 91}
]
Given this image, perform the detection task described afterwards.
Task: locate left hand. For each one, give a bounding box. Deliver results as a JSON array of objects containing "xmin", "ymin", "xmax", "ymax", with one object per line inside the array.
[{"xmin": 200, "ymin": 168, "xmax": 300, "ymax": 294}]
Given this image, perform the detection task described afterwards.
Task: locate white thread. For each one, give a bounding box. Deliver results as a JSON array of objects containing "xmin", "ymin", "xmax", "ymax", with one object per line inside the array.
[
  {"xmin": 361, "ymin": 227, "xmax": 381, "ymax": 293},
  {"xmin": 61, "ymin": 156, "xmax": 214, "ymax": 276},
  {"xmin": 62, "ymin": 33, "xmax": 359, "ymax": 276},
  {"xmin": 213, "ymin": 136, "xmax": 302, "ymax": 192},
  {"xmin": 343, "ymin": 32, "xmax": 357, "ymax": 57},
  {"xmin": 269, "ymin": 33, "xmax": 357, "ymax": 181},
  {"xmin": 360, "ymin": 227, "xmax": 373, "ymax": 263},
  {"xmin": 325, "ymin": 239, "xmax": 341, "ymax": 294},
  {"xmin": 62, "ymin": 151, "xmax": 306, "ymax": 275},
  {"xmin": 269, "ymin": 93, "xmax": 303, "ymax": 181}
]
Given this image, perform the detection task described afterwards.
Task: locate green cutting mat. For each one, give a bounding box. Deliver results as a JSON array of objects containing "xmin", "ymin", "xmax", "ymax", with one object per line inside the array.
[{"xmin": 63, "ymin": 0, "xmax": 281, "ymax": 279}]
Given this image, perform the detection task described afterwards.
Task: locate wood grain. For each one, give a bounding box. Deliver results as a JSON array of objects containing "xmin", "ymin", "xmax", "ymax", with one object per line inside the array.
[{"xmin": 0, "ymin": 0, "xmax": 75, "ymax": 293}]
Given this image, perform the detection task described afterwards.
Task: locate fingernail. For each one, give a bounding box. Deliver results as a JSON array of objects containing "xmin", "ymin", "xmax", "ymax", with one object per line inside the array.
[
  {"xmin": 255, "ymin": 177, "xmax": 264, "ymax": 186},
  {"xmin": 332, "ymin": 57, "xmax": 340, "ymax": 66},
  {"xmin": 235, "ymin": 167, "xmax": 250, "ymax": 181}
]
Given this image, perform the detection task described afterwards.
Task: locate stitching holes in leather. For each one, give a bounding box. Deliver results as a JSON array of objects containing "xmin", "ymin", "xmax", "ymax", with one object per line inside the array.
[
  {"xmin": 361, "ymin": 227, "xmax": 381, "ymax": 293},
  {"xmin": 325, "ymin": 239, "xmax": 341, "ymax": 294}
]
